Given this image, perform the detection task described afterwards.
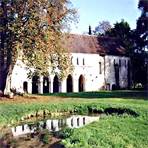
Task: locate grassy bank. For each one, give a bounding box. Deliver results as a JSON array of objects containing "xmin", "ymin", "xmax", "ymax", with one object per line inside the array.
[
  {"xmin": 62, "ymin": 116, "xmax": 148, "ymax": 148},
  {"xmin": 0, "ymin": 91, "xmax": 148, "ymax": 147}
]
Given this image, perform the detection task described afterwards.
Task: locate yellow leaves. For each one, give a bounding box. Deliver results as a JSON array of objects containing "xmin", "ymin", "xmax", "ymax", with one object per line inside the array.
[{"xmin": 1, "ymin": 0, "xmax": 77, "ymax": 80}]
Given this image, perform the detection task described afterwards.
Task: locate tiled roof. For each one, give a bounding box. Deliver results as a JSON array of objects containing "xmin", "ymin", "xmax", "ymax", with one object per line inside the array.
[{"xmin": 63, "ymin": 34, "xmax": 126, "ymax": 56}]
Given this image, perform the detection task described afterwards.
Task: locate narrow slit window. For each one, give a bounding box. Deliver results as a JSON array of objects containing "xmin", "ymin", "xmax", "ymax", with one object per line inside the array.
[
  {"xmin": 71, "ymin": 118, "xmax": 74, "ymax": 127},
  {"xmin": 83, "ymin": 58, "xmax": 85, "ymax": 65},
  {"xmin": 77, "ymin": 58, "xmax": 79, "ymax": 65},
  {"xmin": 77, "ymin": 118, "xmax": 79, "ymax": 126},
  {"xmin": 125, "ymin": 60, "xmax": 127, "ymax": 67},
  {"xmin": 99, "ymin": 62, "xmax": 102, "ymax": 74},
  {"xmin": 71, "ymin": 57, "xmax": 73, "ymax": 64},
  {"xmin": 51, "ymin": 121, "xmax": 54, "ymax": 130},
  {"xmin": 83, "ymin": 117, "xmax": 85, "ymax": 125},
  {"xmin": 119, "ymin": 59, "xmax": 121, "ymax": 67}
]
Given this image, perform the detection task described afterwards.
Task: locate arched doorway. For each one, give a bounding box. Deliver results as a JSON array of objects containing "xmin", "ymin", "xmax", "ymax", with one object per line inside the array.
[
  {"xmin": 43, "ymin": 77, "xmax": 49, "ymax": 93},
  {"xmin": 79, "ymin": 75, "xmax": 85, "ymax": 92},
  {"xmin": 66, "ymin": 74, "xmax": 73, "ymax": 93},
  {"xmin": 53, "ymin": 75, "xmax": 59, "ymax": 93},
  {"xmin": 32, "ymin": 76, "xmax": 39, "ymax": 94},
  {"xmin": 23, "ymin": 81, "xmax": 28, "ymax": 93}
]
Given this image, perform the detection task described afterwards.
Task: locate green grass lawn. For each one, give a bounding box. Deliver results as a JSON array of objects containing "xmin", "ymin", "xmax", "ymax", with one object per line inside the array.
[
  {"xmin": 0, "ymin": 91, "xmax": 148, "ymax": 147},
  {"xmin": 42, "ymin": 90, "xmax": 148, "ymax": 99}
]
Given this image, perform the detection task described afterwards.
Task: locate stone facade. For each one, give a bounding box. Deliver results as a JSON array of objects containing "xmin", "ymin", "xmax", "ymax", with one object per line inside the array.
[{"xmin": 10, "ymin": 34, "xmax": 130, "ymax": 94}]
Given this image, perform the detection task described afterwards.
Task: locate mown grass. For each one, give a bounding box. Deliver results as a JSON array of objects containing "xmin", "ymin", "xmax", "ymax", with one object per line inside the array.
[
  {"xmin": 0, "ymin": 91, "xmax": 148, "ymax": 147},
  {"xmin": 62, "ymin": 116, "xmax": 148, "ymax": 148},
  {"xmin": 43, "ymin": 90, "xmax": 148, "ymax": 99}
]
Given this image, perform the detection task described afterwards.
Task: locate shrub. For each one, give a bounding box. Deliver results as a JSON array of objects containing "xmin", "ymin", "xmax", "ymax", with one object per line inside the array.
[
  {"xmin": 58, "ymin": 127, "xmax": 74, "ymax": 139},
  {"xmin": 39, "ymin": 130, "xmax": 51, "ymax": 144}
]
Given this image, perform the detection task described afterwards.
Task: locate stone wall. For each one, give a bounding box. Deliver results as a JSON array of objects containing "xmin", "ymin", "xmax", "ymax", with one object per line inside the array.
[{"xmin": 10, "ymin": 53, "xmax": 130, "ymax": 94}]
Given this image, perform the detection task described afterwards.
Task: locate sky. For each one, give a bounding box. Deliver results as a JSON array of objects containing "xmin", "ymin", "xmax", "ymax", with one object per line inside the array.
[{"xmin": 70, "ymin": 0, "xmax": 141, "ymax": 34}]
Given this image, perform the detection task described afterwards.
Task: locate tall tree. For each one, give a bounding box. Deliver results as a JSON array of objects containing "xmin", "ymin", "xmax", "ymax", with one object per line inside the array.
[
  {"xmin": 0, "ymin": 0, "xmax": 77, "ymax": 95},
  {"xmin": 105, "ymin": 19, "xmax": 147, "ymax": 88},
  {"xmin": 134, "ymin": 0, "xmax": 148, "ymax": 89},
  {"xmin": 94, "ymin": 21, "xmax": 111, "ymax": 35},
  {"xmin": 105, "ymin": 19, "xmax": 134, "ymax": 54},
  {"xmin": 136, "ymin": 0, "xmax": 148, "ymax": 50}
]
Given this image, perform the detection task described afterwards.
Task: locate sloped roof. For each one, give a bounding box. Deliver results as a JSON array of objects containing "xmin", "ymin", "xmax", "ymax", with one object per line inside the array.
[{"xmin": 63, "ymin": 34, "xmax": 126, "ymax": 56}]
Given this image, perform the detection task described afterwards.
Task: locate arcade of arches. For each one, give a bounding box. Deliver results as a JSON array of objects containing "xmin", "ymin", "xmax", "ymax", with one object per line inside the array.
[
  {"xmin": 30, "ymin": 74, "xmax": 85, "ymax": 94},
  {"xmin": 67, "ymin": 75, "xmax": 73, "ymax": 93}
]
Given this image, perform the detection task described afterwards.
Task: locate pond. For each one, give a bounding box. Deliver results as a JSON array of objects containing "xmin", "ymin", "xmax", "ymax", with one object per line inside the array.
[
  {"xmin": 1, "ymin": 107, "xmax": 138, "ymax": 147},
  {"xmin": 11, "ymin": 114, "xmax": 101, "ymax": 137}
]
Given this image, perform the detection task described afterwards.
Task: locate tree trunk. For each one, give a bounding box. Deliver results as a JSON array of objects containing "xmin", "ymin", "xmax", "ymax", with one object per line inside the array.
[
  {"xmin": 4, "ymin": 64, "xmax": 14, "ymax": 95},
  {"xmin": 4, "ymin": 72, "xmax": 12, "ymax": 95},
  {"xmin": 0, "ymin": 69, "xmax": 7, "ymax": 95},
  {"xmin": 0, "ymin": 56, "xmax": 13, "ymax": 96},
  {"xmin": 0, "ymin": 61, "xmax": 14, "ymax": 96},
  {"xmin": 0, "ymin": 1, "xmax": 7, "ymax": 96}
]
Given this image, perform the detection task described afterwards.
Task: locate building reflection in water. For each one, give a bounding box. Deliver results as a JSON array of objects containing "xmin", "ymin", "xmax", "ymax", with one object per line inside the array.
[{"xmin": 11, "ymin": 115, "xmax": 100, "ymax": 137}]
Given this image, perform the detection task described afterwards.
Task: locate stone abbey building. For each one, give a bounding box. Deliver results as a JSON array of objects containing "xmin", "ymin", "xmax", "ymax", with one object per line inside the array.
[{"xmin": 11, "ymin": 34, "xmax": 130, "ymax": 94}]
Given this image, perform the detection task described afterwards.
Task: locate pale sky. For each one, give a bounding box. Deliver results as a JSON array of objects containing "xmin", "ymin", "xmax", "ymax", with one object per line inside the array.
[{"xmin": 70, "ymin": 0, "xmax": 141, "ymax": 34}]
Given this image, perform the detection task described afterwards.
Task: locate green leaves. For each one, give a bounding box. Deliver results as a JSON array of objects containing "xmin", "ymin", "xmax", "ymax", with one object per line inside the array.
[{"xmin": 0, "ymin": 0, "xmax": 77, "ymax": 92}]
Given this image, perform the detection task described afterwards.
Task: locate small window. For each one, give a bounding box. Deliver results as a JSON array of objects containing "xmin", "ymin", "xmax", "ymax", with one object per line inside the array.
[
  {"xmin": 83, "ymin": 58, "xmax": 85, "ymax": 65},
  {"xmin": 71, "ymin": 57, "xmax": 73, "ymax": 64},
  {"xmin": 99, "ymin": 62, "xmax": 102, "ymax": 74},
  {"xmin": 77, "ymin": 58, "xmax": 79, "ymax": 65},
  {"xmin": 119, "ymin": 59, "xmax": 121, "ymax": 67}
]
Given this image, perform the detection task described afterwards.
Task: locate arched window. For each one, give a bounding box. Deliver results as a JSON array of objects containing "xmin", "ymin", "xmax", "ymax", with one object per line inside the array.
[{"xmin": 23, "ymin": 81, "xmax": 28, "ymax": 93}]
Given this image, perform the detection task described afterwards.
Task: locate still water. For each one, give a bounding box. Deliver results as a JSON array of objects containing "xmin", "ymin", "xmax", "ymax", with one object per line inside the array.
[{"xmin": 11, "ymin": 115, "xmax": 100, "ymax": 137}]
